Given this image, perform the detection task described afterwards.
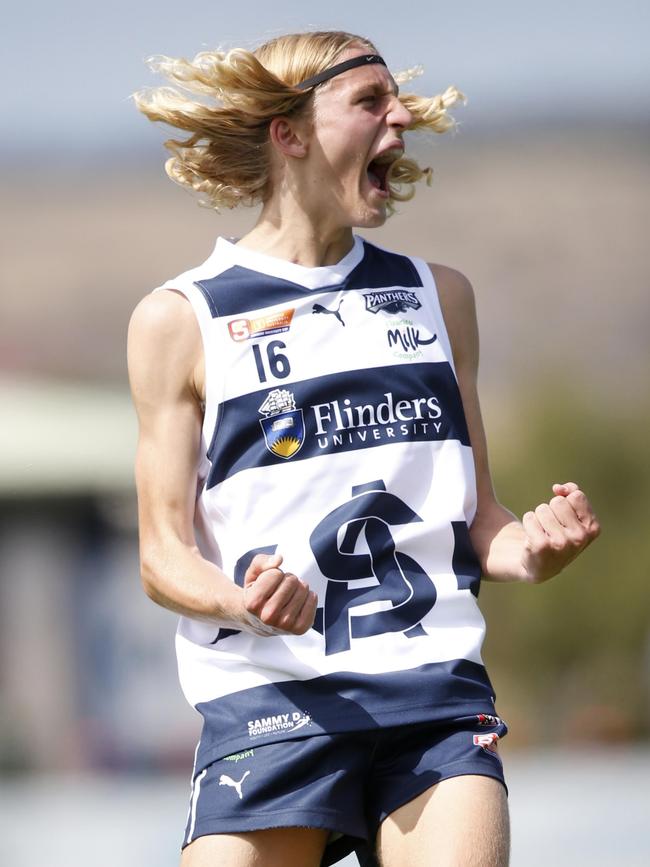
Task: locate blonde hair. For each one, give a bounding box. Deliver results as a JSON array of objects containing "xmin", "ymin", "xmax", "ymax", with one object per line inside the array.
[{"xmin": 133, "ymin": 31, "xmax": 465, "ymax": 211}]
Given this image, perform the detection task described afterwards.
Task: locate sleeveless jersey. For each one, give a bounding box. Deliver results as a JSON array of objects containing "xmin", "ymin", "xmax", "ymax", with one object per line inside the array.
[{"xmin": 155, "ymin": 234, "xmax": 498, "ymax": 774}]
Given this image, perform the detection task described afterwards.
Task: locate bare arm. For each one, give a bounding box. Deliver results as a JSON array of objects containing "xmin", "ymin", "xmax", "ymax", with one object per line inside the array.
[
  {"xmin": 431, "ymin": 264, "xmax": 600, "ymax": 583},
  {"xmin": 127, "ymin": 289, "xmax": 317, "ymax": 634}
]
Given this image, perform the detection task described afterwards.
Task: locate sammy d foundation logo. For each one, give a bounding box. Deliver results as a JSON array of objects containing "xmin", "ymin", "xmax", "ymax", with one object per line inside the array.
[
  {"xmin": 259, "ymin": 389, "xmax": 305, "ymax": 459},
  {"xmin": 247, "ymin": 711, "xmax": 312, "ymax": 738},
  {"xmin": 364, "ymin": 289, "xmax": 421, "ymax": 315}
]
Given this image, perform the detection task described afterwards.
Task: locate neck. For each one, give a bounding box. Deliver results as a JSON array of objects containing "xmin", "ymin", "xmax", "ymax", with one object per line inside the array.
[{"xmin": 236, "ymin": 194, "xmax": 355, "ymax": 268}]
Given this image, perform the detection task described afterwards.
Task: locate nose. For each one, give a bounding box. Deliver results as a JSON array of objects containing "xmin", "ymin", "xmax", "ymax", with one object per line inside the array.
[{"xmin": 388, "ymin": 95, "xmax": 413, "ymax": 130}]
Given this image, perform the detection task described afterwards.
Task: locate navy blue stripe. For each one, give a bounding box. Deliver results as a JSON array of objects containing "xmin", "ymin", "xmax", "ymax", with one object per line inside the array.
[
  {"xmin": 195, "ymin": 241, "xmax": 422, "ymax": 318},
  {"xmin": 206, "ymin": 362, "xmax": 470, "ymax": 488},
  {"xmin": 451, "ymin": 521, "xmax": 482, "ymax": 597},
  {"xmin": 194, "ymin": 659, "xmax": 496, "ymax": 774}
]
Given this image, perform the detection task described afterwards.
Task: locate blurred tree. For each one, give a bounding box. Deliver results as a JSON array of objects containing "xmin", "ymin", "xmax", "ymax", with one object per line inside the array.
[{"xmin": 481, "ymin": 383, "xmax": 650, "ymax": 745}]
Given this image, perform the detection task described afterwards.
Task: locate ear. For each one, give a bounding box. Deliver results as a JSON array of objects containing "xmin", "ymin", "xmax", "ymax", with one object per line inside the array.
[{"xmin": 268, "ymin": 116, "xmax": 309, "ymax": 159}]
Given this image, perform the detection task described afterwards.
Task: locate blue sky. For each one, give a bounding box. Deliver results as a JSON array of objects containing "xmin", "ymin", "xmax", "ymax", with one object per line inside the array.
[{"xmin": 5, "ymin": 0, "xmax": 648, "ymax": 151}]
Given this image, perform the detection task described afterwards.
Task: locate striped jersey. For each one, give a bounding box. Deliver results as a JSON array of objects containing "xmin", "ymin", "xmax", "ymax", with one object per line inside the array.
[{"xmin": 155, "ymin": 234, "xmax": 498, "ymax": 773}]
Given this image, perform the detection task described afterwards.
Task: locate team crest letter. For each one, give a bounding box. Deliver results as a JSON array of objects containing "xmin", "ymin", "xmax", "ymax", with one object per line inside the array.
[{"xmin": 310, "ymin": 480, "xmax": 436, "ymax": 655}]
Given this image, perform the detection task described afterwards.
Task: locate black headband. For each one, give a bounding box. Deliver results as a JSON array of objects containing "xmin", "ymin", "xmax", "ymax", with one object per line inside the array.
[{"xmin": 296, "ymin": 54, "xmax": 387, "ymax": 90}]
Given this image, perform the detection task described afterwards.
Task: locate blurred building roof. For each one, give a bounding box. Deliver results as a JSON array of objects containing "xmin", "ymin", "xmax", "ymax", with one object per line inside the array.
[{"xmin": 0, "ymin": 378, "xmax": 136, "ymax": 495}]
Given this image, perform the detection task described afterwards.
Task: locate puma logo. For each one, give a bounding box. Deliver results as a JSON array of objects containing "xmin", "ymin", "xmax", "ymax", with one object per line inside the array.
[
  {"xmin": 312, "ymin": 300, "xmax": 345, "ymax": 326},
  {"xmin": 218, "ymin": 770, "xmax": 251, "ymax": 799}
]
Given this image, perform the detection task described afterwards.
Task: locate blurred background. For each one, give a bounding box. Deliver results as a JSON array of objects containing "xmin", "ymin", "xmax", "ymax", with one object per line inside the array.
[{"xmin": 1, "ymin": 1, "xmax": 648, "ymax": 864}]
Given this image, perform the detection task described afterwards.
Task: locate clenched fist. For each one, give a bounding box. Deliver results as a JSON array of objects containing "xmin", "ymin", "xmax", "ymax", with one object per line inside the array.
[
  {"xmin": 239, "ymin": 553, "xmax": 318, "ymax": 637},
  {"xmin": 521, "ymin": 482, "xmax": 601, "ymax": 583}
]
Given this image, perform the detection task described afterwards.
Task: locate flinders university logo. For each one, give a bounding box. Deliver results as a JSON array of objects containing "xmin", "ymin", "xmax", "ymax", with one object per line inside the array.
[{"xmin": 259, "ymin": 389, "xmax": 305, "ymax": 459}]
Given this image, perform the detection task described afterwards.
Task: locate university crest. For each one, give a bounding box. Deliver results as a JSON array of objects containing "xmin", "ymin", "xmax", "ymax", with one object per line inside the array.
[{"xmin": 259, "ymin": 389, "xmax": 305, "ymax": 459}]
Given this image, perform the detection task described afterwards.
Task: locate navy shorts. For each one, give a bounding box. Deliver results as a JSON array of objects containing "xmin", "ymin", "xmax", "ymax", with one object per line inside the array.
[{"xmin": 182, "ymin": 714, "xmax": 507, "ymax": 865}]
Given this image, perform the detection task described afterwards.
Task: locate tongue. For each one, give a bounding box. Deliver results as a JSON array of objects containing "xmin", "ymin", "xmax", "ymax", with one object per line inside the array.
[{"xmin": 367, "ymin": 169, "xmax": 382, "ymax": 189}]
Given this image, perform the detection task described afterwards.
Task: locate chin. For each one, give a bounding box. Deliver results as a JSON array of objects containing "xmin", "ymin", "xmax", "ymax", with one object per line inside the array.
[
  {"xmin": 365, "ymin": 214, "xmax": 389, "ymax": 229},
  {"xmin": 353, "ymin": 204, "xmax": 389, "ymax": 229}
]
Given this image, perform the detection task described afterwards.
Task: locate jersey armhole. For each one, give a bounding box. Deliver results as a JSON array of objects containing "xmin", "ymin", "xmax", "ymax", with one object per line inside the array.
[
  {"xmin": 409, "ymin": 257, "xmax": 459, "ymax": 379},
  {"xmin": 152, "ymin": 283, "xmax": 222, "ymax": 485}
]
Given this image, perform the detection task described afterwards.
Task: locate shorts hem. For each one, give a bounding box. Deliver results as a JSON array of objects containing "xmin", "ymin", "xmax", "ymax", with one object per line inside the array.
[
  {"xmin": 183, "ymin": 807, "xmax": 364, "ymax": 850},
  {"xmin": 372, "ymin": 763, "xmax": 508, "ymax": 837}
]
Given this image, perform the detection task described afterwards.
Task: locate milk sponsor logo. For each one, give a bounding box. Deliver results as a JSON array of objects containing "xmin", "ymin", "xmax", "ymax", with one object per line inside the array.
[
  {"xmin": 259, "ymin": 389, "xmax": 305, "ymax": 459},
  {"xmin": 247, "ymin": 711, "xmax": 312, "ymax": 739},
  {"xmin": 228, "ymin": 308, "xmax": 295, "ymax": 341},
  {"xmin": 312, "ymin": 390, "xmax": 442, "ymax": 450},
  {"xmin": 364, "ymin": 289, "xmax": 421, "ymax": 315},
  {"xmin": 386, "ymin": 316, "xmax": 437, "ymax": 360}
]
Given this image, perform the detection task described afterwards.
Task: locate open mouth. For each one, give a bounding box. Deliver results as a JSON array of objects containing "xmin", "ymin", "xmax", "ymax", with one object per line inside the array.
[{"xmin": 366, "ymin": 147, "xmax": 403, "ymax": 195}]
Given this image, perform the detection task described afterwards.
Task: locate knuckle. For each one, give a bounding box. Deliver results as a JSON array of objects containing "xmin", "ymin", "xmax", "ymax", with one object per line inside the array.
[
  {"xmin": 282, "ymin": 573, "xmax": 299, "ymax": 591},
  {"xmin": 295, "ymin": 609, "xmax": 315, "ymax": 635},
  {"xmin": 278, "ymin": 610, "xmax": 298, "ymax": 631},
  {"xmin": 523, "ymin": 511, "xmax": 537, "ymax": 528},
  {"xmin": 526, "ymin": 537, "xmax": 543, "ymax": 555},
  {"xmin": 244, "ymin": 587, "xmax": 263, "ymax": 612},
  {"xmin": 248, "ymin": 602, "xmax": 266, "ymax": 619},
  {"xmin": 567, "ymin": 531, "xmax": 586, "ymax": 548},
  {"xmin": 259, "ymin": 600, "xmax": 281, "ymax": 622},
  {"xmin": 286, "ymin": 597, "xmax": 317, "ymax": 636},
  {"xmin": 248, "ymin": 553, "xmax": 266, "ymax": 570},
  {"xmin": 246, "ymin": 602, "xmax": 264, "ymax": 619},
  {"xmin": 540, "ymin": 536, "xmax": 560, "ymax": 553}
]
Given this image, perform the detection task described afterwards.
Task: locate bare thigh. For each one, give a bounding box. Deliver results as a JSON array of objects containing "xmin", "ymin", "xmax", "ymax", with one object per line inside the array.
[
  {"xmin": 180, "ymin": 826, "xmax": 329, "ymax": 867},
  {"xmin": 376, "ymin": 775, "xmax": 510, "ymax": 867}
]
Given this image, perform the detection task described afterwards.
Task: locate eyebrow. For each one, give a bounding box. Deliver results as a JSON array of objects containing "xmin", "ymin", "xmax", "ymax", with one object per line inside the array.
[{"xmin": 352, "ymin": 79, "xmax": 400, "ymax": 98}]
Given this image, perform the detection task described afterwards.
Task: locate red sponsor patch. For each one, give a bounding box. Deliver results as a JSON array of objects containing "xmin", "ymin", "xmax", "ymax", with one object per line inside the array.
[
  {"xmin": 228, "ymin": 309, "xmax": 295, "ymax": 341},
  {"xmin": 473, "ymin": 732, "xmax": 500, "ymax": 753},
  {"xmin": 476, "ymin": 713, "xmax": 502, "ymax": 727}
]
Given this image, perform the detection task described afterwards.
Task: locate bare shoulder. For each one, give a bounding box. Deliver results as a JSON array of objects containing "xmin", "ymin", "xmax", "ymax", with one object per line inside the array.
[
  {"xmin": 127, "ymin": 289, "xmax": 203, "ymax": 403},
  {"xmin": 128, "ymin": 289, "xmax": 199, "ymax": 350},
  {"xmin": 428, "ymin": 263, "xmax": 477, "ymax": 325},
  {"xmin": 427, "ymin": 263, "xmax": 479, "ymax": 371}
]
